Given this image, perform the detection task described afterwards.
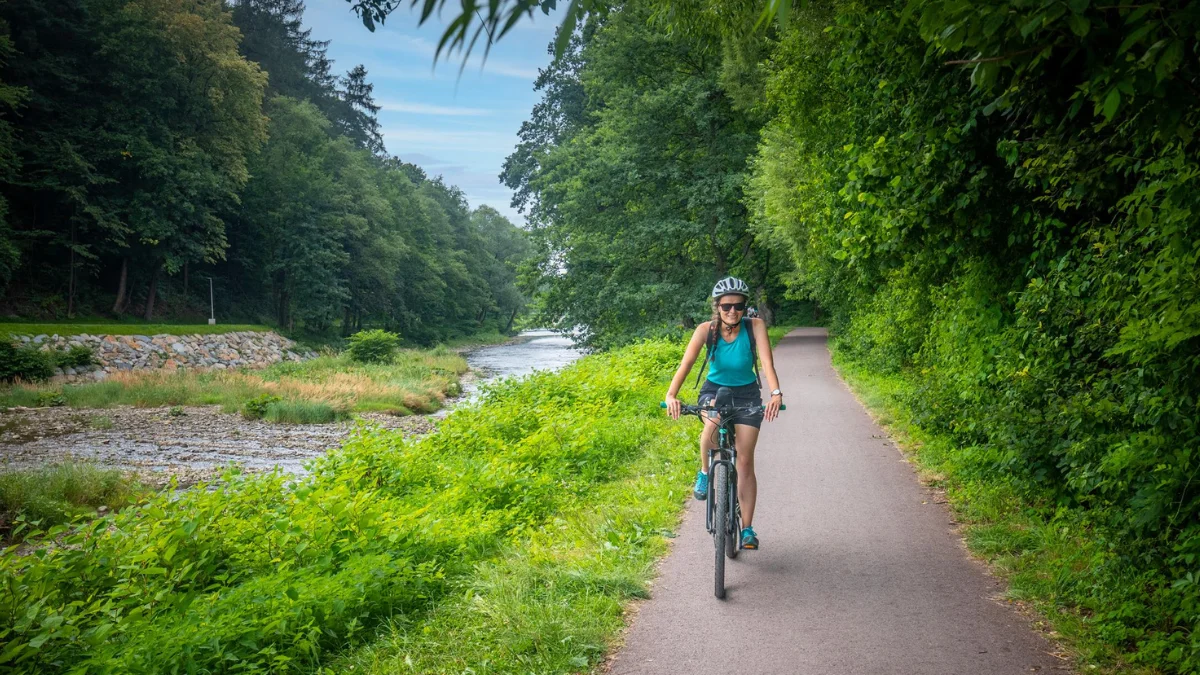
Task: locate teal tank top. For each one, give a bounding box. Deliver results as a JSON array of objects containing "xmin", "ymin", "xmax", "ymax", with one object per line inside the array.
[{"xmin": 706, "ymin": 321, "xmax": 757, "ymax": 387}]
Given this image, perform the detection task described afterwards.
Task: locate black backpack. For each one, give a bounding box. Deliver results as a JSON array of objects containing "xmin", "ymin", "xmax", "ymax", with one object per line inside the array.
[{"xmin": 693, "ymin": 318, "xmax": 761, "ymax": 389}]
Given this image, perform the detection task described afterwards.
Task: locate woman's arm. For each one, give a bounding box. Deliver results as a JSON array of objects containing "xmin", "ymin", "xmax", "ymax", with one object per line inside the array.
[
  {"xmin": 752, "ymin": 318, "xmax": 783, "ymax": 422},
  {"xmin": 664, "ymin": 322, "xmax": 711, "ymax": 419}
]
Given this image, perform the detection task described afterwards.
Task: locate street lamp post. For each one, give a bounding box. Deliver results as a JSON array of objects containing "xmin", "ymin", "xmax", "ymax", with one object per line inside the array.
[{"xmin": 208, "ymin": 277, "xmax": 216, "ymax": 325}]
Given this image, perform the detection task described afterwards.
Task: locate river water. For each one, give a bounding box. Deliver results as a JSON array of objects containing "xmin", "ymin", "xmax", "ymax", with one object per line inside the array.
[
  {"xmin": 0, "ymin": 329, "xmax": 583, "ymax": 483},
  {"xmin": 447, "ymin": 329, "xmax": 584, "ymax": 408}
]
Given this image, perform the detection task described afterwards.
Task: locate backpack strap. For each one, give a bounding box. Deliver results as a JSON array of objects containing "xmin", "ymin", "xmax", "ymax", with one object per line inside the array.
[
  {"xmin": 745, "ymin": 317, "xmax": 762, "ymax": 387},
  {"xmin": 693, "ymin": 321, "xmax": 717, "ymax": 389}
]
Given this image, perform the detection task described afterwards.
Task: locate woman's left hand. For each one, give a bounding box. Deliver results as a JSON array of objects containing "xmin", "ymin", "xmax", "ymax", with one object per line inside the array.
[{"xmin": 765, "ymin": 393, "xmax": 782, "ymax": 422}]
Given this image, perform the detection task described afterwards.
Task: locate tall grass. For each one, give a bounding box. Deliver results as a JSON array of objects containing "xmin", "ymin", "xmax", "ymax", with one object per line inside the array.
[
  {"xmin": 262, "ymin": 400, "xmax": 349, "ymax": 424},
  {"xmin": 0, "ymin": 349, "xmax": 467, "ymax": 414},
  {"xmin": 0, "ymin": 463, "xmax": 144, "ymax": 538}
]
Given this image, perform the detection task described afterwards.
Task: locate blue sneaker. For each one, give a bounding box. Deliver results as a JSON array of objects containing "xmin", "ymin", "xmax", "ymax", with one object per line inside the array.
[
  {"xmin": 693, "ymin": 471, "xmax": 708, "ymax": 500},
  {"xmin": 740, "ymin": 526, "xmax": 759, "ymax": 550}
]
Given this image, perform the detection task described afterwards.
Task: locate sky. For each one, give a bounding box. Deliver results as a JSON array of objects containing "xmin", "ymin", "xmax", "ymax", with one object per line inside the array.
[{"xmin": 301, "ymin": 0, "xmax": 567, "ymax": 224}]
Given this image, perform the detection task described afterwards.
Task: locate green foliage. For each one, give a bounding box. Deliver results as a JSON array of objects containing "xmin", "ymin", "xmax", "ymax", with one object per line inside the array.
[
  {"xmin": 0, "ymin": 338, "xmax": 689, "ymax": 673},
  {"xmin": 346, "ymin": 329, "xmax": 401, "ymax": 364},
  {"xmin": 750, "ymin": 1, "xmax": 1200, "ymax": 670},
  {"xmin": 0, "ymin": 463, "xmax": 143, "ymax": 539},
  {"xmin": 0, "ymin": 342, "xmax": 53, "ymax": 383},
  {"xmin": 240, "ymin": 393, "xmax": 282, "ymax": 420}
]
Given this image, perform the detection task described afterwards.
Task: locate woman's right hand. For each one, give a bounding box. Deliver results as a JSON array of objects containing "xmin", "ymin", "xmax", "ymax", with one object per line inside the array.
[{"xmin": 664, "ymin": 393, "xmax": 681, "ymax": 420}]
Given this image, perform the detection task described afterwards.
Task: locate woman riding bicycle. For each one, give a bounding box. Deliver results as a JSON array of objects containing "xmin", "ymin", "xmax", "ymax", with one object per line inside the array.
[{"xmin": 664, "ymin": 276, "xmax": 783, "ymax": 550}]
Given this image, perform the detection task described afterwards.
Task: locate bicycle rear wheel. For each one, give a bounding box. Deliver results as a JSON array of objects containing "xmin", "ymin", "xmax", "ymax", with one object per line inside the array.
[{"xmin": 712, "ymin": 462, "xmax": 729, "ymax": 599}]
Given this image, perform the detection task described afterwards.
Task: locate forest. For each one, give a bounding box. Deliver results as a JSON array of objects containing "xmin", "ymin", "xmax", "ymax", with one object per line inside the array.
[{"xmin": 0, "ymin": 0, "xmax": 531, "ymax": 343}]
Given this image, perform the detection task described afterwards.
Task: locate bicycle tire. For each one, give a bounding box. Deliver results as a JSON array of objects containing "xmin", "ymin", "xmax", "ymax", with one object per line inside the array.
[
  {"xmin": 712, "ymin": 462, "xmax": 729, "ymax": 599},
  {"xmin": 726, "ymin": 500, "xmax": 742, "ymax": 560}
]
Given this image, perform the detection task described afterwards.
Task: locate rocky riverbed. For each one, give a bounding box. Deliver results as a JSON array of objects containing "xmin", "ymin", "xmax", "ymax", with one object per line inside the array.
[
  {"xmin": 0, "ymin": 406, "xmax": 435, "ymax": 486},
  {"xmin": 0, "ymin": 329, "xmax": 585, "ymax": 486}
]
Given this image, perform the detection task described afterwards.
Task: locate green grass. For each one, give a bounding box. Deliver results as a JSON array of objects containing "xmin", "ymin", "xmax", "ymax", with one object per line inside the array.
[
  {"xmin": 0, "ymin": 348, "xmax": 468, "ymax": 415},
  {"xmin": 332, "ymin": 423, "xmax": 693, "ymax": 674},
  {"xmin": 0, "ymin": 463, "xmax": 146, "ymax": 539},
  {"xmin": 830, "ymin": 347, "xmax": 1158, "ymax": 675},
  {"xmin": 768, "ymin": 324, "xmax": 796, "ymax": 347},
  {"xmin": 262, "ymin": 399, "xmax": 349, "ymax": 424},
  {"xmin": 0, "ymin": 322, "xmax": 270, "ymax": 337}
]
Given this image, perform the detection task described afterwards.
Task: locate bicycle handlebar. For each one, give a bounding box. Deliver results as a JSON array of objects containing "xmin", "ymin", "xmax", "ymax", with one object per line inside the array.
[{"xmin": 659, "ymin": 401, "xmax": 786, "ymax": 412}]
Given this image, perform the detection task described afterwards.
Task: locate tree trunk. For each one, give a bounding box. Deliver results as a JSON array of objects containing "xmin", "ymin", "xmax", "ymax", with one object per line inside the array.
[
  {"xmin": 67, "ymin": 223, "xmax": 77, "ymax": 319},
  {"xmin": 342, "ymin": 306, "xmax": 353, "ymax": 337},
  {"xmin": 183, "ymin": 262, "xmax": 189, "ymax": 299},
  {"xmin": 505, "ymin": 307, "xmax": 519, "ymax": 333},
  {"xmin": 112, "ymin": 257, "xmax": 129, "ymax": 314},
  {"xmin": 143, "ymin": 265, "xmax": 160, "ymax": 320}
]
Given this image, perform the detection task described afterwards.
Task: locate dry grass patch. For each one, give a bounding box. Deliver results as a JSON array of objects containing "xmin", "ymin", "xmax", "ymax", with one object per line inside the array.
[{"xmin": 0, "ymin": 348, "xmax": 467, "ymax": 415}]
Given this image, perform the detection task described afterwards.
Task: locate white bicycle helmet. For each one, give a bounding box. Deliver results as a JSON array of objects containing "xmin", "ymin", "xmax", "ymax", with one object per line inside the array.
[{"xmin": 711, "ymin": 276, "xmax": 750, "ymax": 300}]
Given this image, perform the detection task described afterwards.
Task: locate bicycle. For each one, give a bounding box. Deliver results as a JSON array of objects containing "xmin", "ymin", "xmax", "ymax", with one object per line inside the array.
[{"xmin": 662, "ymin": 386, "xmax": 784, "ymax": 599}]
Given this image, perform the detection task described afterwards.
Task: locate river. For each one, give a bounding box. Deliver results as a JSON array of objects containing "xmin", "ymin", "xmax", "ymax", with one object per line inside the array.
[
  {"xmin": 445, "ymin": 329, "xmax": 584, "ymax": 409},
  {"xmin": 0, "ymin": 329, "xmax": 583, "ymax": 484}
]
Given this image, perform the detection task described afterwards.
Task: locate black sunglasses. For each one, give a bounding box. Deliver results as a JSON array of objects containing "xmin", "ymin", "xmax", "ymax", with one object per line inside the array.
[{"xmin": 719, "ymin": 302, "xmax": 747, "ymax": 312}]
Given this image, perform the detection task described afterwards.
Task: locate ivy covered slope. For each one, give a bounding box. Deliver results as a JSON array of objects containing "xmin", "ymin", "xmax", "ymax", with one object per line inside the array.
[
  {"xmin": 752, "ymin": 1, "xmax": 1199, "ymax": 670},
  {"xmin": 0, "ymin": 339, "xmax": 694, "ymax": 673}
]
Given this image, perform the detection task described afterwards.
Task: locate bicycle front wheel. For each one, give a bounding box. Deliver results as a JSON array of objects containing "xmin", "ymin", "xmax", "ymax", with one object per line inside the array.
[
  {"xmin": 712, "ymin": 462, "xmax": 729, "ymax": 599},
  {"xmin": 726, "ymin": 500, "xmax": 742, "ymax": 560}
]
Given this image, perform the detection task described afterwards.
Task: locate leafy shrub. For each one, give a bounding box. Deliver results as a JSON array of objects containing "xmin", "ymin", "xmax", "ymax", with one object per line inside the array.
[
  {"xmin": 240, "ymin": 393, "xmax": 281, "ymax": 420},
  {"xmin": 0, "ymin": 342, "xmax": 54, "ymax": 383},
  {"xmin": 34, "ymin": 390, "xmax": 66, "ymax": 408},
  {"xmin": 54, "ymin": 345, "xmax": 94, "ymax": 369},
  {"xmin": 346, "ymin": 329, "xmax": 401, "ymax": 363},
  {"xmin": 168, "ymin": 405, "xmax": 184, "ymax": 417}
]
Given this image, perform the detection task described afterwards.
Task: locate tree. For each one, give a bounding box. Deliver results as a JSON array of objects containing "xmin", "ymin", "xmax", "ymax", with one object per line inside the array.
[{"xmin": 503, "ymin": 7, "xmax": 772, "ymax": 348}]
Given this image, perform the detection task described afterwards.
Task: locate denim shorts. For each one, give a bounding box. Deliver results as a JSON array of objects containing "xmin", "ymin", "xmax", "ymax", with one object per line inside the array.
[{"xmin": 697, "ymin": 380, "xmax": 764, "ymax": 429}]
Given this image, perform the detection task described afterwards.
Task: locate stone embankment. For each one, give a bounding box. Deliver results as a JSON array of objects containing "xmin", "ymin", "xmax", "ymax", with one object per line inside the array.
[{"xmin": 12, "ymin": 331, "xmax": 312, "ymax": 383}]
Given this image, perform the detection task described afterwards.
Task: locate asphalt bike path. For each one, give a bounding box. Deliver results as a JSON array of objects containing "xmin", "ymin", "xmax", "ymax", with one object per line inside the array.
[{"xmin": 608, "ymin": 328, "xmax": 1066, "ymax": 675}]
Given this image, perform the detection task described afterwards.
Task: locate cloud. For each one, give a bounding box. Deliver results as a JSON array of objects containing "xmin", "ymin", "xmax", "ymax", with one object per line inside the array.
[
  {"xmin": 377, "ymin": 100, "xmax": 491, "ymax": 116},
  {"xmin": 383, "ymin": 127, "xmax": 517, "ymax": 153}
]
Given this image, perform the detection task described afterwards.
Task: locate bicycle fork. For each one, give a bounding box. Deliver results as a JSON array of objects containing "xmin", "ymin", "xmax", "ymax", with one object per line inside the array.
[{"xmin": 704, "ymin": 429, "xmax": 739, "ymax": 535}]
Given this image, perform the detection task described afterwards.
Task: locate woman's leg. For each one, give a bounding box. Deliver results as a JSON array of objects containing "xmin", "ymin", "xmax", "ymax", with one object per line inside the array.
[
  {"xmin": 734, "ymin": 424, "xmax": 760, "ymax": 527},
  {"xmin": 699, "ymin": 418, "xmax": 719, "ymax": 472}
]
